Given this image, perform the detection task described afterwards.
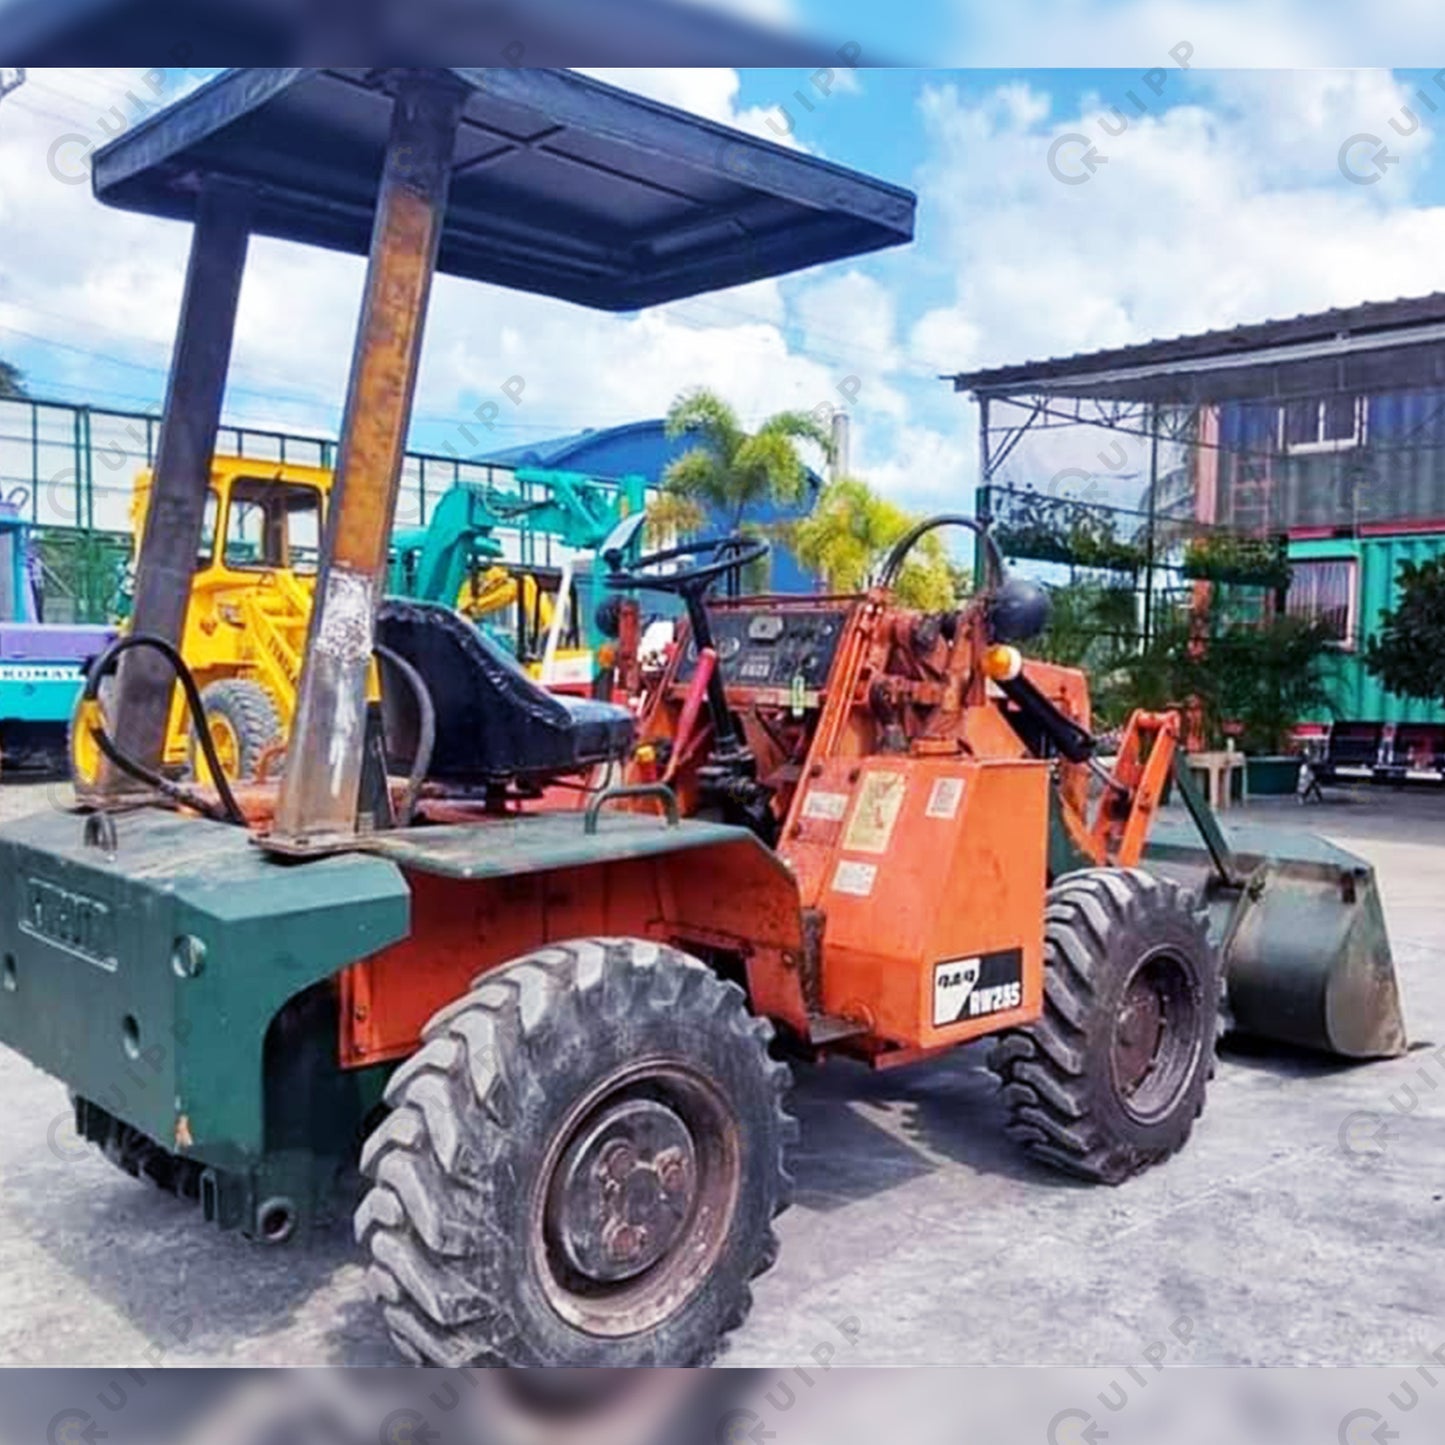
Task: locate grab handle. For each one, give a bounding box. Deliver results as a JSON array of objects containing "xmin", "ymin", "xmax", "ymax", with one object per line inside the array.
[{"xmin": 584, "ymin": 783, "xmax": 680, "ymax": 835}]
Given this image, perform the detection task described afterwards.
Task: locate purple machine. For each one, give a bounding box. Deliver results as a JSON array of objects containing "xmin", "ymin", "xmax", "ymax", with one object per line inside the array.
[{"xmin": 0, "ymin": 491, "xmax": 114, "ymax": 771}]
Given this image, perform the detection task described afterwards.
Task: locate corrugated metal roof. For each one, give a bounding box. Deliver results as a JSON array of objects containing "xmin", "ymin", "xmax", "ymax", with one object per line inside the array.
[
  {"xmin": 480, "ymin": 421, "xmax": 658, "ymax": 470},
  {"xmin": 951, "ymin": 292, "xmax": 1445, "ymax": 404},
  {"xmin": 90, "ymin": 67, "xmax": 916, "ymax": 312}
]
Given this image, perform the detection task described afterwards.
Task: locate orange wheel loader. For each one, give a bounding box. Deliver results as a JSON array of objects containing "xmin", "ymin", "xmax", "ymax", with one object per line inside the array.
[{"xmin": 0, "ymin": 67, "xmax": 1404, "ymax": 1372}]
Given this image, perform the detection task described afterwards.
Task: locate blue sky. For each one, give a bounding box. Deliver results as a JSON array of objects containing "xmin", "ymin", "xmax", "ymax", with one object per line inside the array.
[{"xmin": 6, "ymin": 63, "xmax": 1445, "ymax": 522}]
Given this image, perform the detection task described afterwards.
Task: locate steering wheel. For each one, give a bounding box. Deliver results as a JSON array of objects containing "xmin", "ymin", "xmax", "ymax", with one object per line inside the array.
[
  {"xmin": 605, "ymin": 533, "xmax": 770, "ymax": 595},
  {"xmin": 604, "ymin": 530, "xmax": 769, "ymax": 763}
]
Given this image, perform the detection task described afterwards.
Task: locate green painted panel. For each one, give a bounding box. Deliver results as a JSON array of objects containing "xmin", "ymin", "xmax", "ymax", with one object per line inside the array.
[
  {"xmin": 359, "ymin": 811, "xmax": 787, "ymax": 882},
  {"xmin": 0, "ymin": 805, "xmax": 788, "ymax": 1175},
  {"xmin": 1289, "ymin": 532, "xmax": 1445, "ymax": 725},
  {"xmin": 0, "ymin": 808, "xmax": 410, "ymax": 1168}
]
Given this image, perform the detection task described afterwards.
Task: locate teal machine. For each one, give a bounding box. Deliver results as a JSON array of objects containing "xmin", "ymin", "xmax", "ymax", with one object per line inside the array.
[{"xmin": 387, "ymin": 466, "xmax": 648, "ymax": 668}]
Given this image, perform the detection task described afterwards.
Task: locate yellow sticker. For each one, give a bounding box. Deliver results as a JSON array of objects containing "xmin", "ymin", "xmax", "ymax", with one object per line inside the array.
[{"xmin": 843, "ymin": 771, "xmax": 907, "ymax": 855}]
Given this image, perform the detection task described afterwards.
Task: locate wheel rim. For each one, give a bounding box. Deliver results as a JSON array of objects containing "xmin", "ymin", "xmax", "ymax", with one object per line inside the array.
[
  {"xmin": 1110, "ymin": 950, "xmax": 1201, "ymax": 1125},
  {"xmin": 71, "ymin": 714, "xmax": 101, "ymax": 787},
  {"xmin": 532, "ymin": 1058, "xmax": 740, "ymax": 1339},
  {"xmin": 200, "ymin": 714, "xmax": 240, "ymax": 782}
]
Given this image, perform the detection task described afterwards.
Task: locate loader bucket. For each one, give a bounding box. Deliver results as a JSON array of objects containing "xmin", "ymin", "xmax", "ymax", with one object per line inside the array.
[{"xmin": 1145, "ymin": 817, "xmax": 1407, "ymax": 1060}]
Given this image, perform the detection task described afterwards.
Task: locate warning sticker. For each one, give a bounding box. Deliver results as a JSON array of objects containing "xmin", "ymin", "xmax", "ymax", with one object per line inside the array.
[
  {"xmin": 925, "ymin": 776, "xmax": 966, "ymax": 821},
  {"xmin": 932, "ymin": 949, "xmax": 1025, "ymax": 1027},
  {"xmin": 832, "ymin": 860, "xmax": 878, "ymax": 897},
  {"xmin": 801, "ymin": 789, "xmax": 850, "ymax": 822},
  {"xmin": 842, "ymin": 771, "xmax": 907, "ymax": 855}
]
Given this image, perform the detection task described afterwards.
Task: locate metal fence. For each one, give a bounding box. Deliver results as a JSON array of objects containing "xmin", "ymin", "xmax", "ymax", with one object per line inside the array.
[
  {"xmin": 978, "ymin": 481, "xmax": 1289, "ymax": 657},
  {"xmin": 0, "ymin": 395, "xmax": 633, "ymax": 623}
]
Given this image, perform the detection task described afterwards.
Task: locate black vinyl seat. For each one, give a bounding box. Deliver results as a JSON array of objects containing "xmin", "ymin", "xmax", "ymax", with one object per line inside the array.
[{"xmin": 376, "ymin": 599, "xmax": 635, "ymax": 785}]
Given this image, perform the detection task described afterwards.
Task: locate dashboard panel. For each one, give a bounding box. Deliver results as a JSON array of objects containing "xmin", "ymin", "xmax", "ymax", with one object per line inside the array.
[{"xmin": 674, "ymin": 603, "xmax": 853, "ymax": 694}]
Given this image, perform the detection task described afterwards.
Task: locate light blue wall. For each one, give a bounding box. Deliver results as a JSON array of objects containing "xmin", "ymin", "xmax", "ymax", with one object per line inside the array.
[{"xmin": 482, "ymin": 420, "xmax": 820, "ymax": 593}]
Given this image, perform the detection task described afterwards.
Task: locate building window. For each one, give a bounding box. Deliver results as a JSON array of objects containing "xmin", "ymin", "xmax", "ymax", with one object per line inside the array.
[
  {"xmin": 1286, "ymin": 558, "xmax": 1356, "ymax": 645},
  {"xmin": 1280, "ymin": 395, "xmax": 1365, "ymax": 453}
]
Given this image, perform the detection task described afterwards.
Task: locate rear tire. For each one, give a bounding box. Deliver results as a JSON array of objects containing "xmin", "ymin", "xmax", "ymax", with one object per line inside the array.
[
  {"xmin": 988, "ymin": 867, "xmax": 1217, "ymax": 1184},
  {"xmin": 187, "ymin": 678, "xmax": 281, "ymax": 783},
  {"xmin": 356, "ymin": 938, "xmax": 795, "ymax": 1367}
]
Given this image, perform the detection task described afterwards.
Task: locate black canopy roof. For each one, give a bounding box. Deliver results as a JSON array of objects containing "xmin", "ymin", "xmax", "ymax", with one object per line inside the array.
[
  {"xmin": 950, "ymin": 292, "xmax": 1445, "ymax": 406},
  {"xmin": 91, "ymin": 67, "xmax": 917, "ymax": 311}
]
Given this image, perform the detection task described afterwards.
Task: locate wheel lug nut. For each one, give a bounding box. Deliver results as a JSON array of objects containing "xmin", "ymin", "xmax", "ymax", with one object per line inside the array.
[
  {"xmin": 656, "ymin": 1148, "xmax": 688, "ymax": 1194},
  {"xmin": 598, "ymin": 1140, "xmax": 636, "ymax": 1183},
  {"xmin": 606, "ymin": 1221, "xmax": 645, "ymax": 1262}
]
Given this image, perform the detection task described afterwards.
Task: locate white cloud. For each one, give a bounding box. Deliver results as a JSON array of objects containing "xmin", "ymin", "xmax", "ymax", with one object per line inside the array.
[
  {"xmin": 887, "ymin": 67, "xmax": 1445, "ymax": 509},
  {"xmin": 913, "ymin": 67, "xmax": 1445, "ymax": 369},
  {"xmin": 15, "ymin": 64, "xmax": 1445, "ymax": 537},
  {"xmin": 838, "ymin": 67, "xmax": 1445, "ymax": 520},
  {"xmin": 864, "ymin": 423, "xmax": 974, "ymax": 510},
  {"xmin": 0, "ymin": 70, "xmax": 850, "ymax": 463}
]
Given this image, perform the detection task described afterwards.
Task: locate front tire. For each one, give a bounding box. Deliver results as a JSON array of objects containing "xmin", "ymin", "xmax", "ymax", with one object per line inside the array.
[
  {"xmin": 187, "ymin": 678, "xmax": 281, "ymax": 783},
  {"xmin": 356, "ymin": 938, "xmax": 795, "ymax": 1366},
  {"xmin": 988, "ymin": 868, "xmax": 1217, "ymax": 1184}
]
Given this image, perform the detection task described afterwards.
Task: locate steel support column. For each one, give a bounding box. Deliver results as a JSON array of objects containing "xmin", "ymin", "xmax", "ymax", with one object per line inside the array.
[
  {"xmin": 974, "ymin": 394, "xmax": 991, "ymax": 586},
  {"xmin": 271, "ymin": 77, "xmax": 464, "ymax": 848},
  {"xmin": 1143, "ymin": 402, "xmax": 1160, "ymax": 646},
  {"xmin": 102, "ymin": 180, "xmax": 252, "ymax": 795}
]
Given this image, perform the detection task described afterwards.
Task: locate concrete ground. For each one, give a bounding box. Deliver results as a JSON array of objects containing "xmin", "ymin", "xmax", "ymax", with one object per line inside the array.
[{"xmin": 0, "ymin": 779, "xmax": 1440, "ymax": 1367}]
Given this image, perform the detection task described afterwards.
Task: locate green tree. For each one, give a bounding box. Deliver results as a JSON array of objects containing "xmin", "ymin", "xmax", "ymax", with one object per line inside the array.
[
  {"xmin": 1217, "ymin": 614, "xmax": 1337, "ymax": 753},
  {"xmin": 0, "ymin": 358, "xmax": 26, "ymax": 399},
  {"xmin": 650, "ymin": 387, "xmax": 834, "ymax": 541},
  {"xmin": 784, "ymin": 475, "xmax": 961, "ymax": 610},
  {"xmin": 1112, "ymin": 600, "xmax": 1336, "ymax": 750},
  {"xmin": 1365, "ymin": 557, "xmax": 1445, "ymax": 707},
  {"xmin": 1035, "ymin": 580, "xmax": 1138, "ymax": 671}
]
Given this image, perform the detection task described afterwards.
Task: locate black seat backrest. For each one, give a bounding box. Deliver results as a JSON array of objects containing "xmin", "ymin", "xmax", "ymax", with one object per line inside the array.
[{"xmin": 376, "ymin": 598, "xmax": 633, "ymax": 785}]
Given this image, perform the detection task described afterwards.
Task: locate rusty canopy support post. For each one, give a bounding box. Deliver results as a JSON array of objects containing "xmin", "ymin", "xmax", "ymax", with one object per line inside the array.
[
  {"xmin": 271, "ymin": 77, "xmax": 465, "ymax": 848},
  {"xmin": 102, "ymin": 180, "xmax": 252, "ymax": 795}
]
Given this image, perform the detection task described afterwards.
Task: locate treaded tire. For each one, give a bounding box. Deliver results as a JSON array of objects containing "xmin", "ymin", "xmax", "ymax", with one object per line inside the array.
[
  {"xmin": 75, "ymin": 1098, "xmax": 203, "ymax": 1200},
  {"xmin": 187, "ymin": 678, "xmax": 281, "ymax": 782},
  {"xmin": 988, "ymin": 867, "xmax": 1217, "ymax": 1185},
  {"xmin": 355, "ymin": 937, "xmax": 795, "ymax": 1367}
]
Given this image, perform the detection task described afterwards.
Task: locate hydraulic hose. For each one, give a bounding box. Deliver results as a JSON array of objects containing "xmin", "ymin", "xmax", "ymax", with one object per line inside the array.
[
  {"xmin": 879, "ymin": 513, "xmax": 1006, "ymax": 592},
  {"xmin": 79, "ymin": 634, "xmax": 247, "ymax": 826},
  {"xmin": 374, "ymin": 643, "xmax": 435, "ymax": 826}
]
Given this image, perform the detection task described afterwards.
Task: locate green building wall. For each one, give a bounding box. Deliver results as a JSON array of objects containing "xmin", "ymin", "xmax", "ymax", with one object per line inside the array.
[{"xmin": 1290, "ymin": 532, "xmax": 1445, "ymax": 726}]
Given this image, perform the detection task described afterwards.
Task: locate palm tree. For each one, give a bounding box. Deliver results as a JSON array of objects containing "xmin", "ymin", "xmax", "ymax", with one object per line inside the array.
[
  {"xmin": 785, "ymin": 476, "xmax": 961, "ymax": 610},
  {"xmin": 0, "ymin": 359, "xmax": 26, "ymax": 399},
  {"xmin": 651, "ymin": 387, "xmax": 834, "ymax": 542}
]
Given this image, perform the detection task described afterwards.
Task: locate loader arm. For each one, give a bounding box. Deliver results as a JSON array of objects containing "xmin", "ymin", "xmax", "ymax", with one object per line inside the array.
[
  {"xmin": 1087, "ymin": 710, "xmax": 1185, "ymax": 870},
  {"xmin": 237, "ymin": 580, "xmax": 307, "ymax": 717}
]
